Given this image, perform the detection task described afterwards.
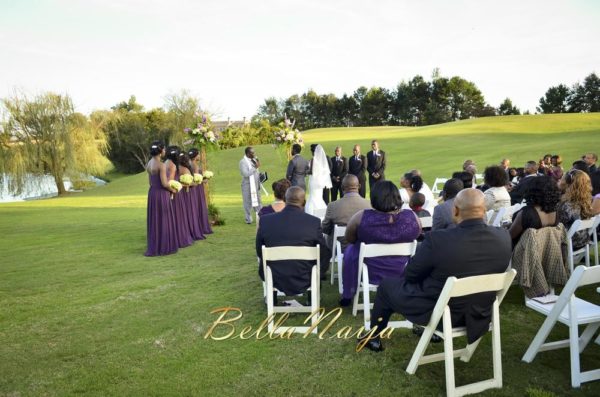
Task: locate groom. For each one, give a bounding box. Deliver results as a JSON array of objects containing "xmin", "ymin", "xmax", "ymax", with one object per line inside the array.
[{"xmin": 286, "ymin": 144, "xmax": 309, "ymax": 190}]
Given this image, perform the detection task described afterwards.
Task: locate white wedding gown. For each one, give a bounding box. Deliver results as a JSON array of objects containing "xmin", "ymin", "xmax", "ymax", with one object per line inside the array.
[{"xmin": 305, "ymin": 145, "xmax": 332, "ymax": 219}]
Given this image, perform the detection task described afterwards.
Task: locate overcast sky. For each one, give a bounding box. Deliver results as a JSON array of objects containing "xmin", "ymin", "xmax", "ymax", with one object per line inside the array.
[{"xmin": 1, "ymin": 0, "xmax": 599, "ymax": 119}]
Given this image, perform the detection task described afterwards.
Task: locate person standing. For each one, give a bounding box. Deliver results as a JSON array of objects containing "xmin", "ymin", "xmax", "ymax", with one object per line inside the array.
[
  {"xmin": 330, "ymin": 146, "xmax": 348, "ymax": 202},
  {"xmin": 239, "ymin": 146, "xmax": 262, "ymax": 224},
  {"xmin": 286, "ymin": 144, "xmax": 309, "ymax": 190},
  {"xmin": 348, "ymin": 144, "xmax": 367, "ymax": 198},
  {"xmin": 367, "ymin": 140, "xmax": 386, "ymax": 194}
]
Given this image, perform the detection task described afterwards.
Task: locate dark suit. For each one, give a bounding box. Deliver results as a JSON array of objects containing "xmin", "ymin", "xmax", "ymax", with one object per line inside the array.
[
  {"xmin": 367, "ymin": 150, "xmax": 386, "ymax": 192},
  {"xmin": 348, "ymin": 155, "xmax": 367, "ymax": 198},
  {"xmin": 509, "ymin": 174, "xmax": 537, "ymax": 204},
  {"xmin": 370, "ymin": 218, "xmax": 511, "ymax": 343},
  {"xmin": 286, "ymin": 154, "xmax": 309, "ymax": 190},
  {"xmin": 256, "ymin": 206, "xmax": 331, "ymax": 295},
  {"xmin": 329, "ymin": 156, "xmax": 348, "ymax": 201}
]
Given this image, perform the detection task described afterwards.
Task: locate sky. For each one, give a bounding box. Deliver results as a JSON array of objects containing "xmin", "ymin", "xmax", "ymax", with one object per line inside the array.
[{"xmin": 1, "ymin": 0, "xmax": 599, "ymax": 120}]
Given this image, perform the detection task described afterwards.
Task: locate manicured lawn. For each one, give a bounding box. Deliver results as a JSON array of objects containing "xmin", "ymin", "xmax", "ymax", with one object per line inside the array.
[{"xmin": 1, "ymin": 113, "xmax": 600, "ymax": 396}]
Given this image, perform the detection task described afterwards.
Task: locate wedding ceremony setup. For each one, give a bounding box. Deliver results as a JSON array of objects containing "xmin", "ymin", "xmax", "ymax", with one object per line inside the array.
[{"xmin": 2, "ymin": 1, "xmax": 600, "ymax": 396}]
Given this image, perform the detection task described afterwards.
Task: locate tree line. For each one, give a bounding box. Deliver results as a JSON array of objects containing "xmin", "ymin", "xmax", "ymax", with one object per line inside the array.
[{"xmin": 537, "ymin": 72, "xmax": 600, "ymax": 113}]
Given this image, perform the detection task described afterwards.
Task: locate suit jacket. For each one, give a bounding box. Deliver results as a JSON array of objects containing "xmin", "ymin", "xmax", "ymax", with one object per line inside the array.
[
  {"xmin": 286, "ymin": 154, "xmax": 309, "ymax": 190},
  {"xmin": 330, "ymin": 156, "xmax": 348, "ymax": 185},
  {"xmin": 256, "ymin": 206, "xmax": 331, "ymax": 295},
  {"xmin": 396, "ymin": 218, "xmax": 512, "ymax": 343},
  {"xmin": 321, "ymin": 192, "xmax": 371, "ymax": 249},
  {"xmin": 432, "ymin": 198, "xmax": 456, "ymax": 231},
  {"xmin": 348, "ymin": 155, "xmax": 366, "ymax": 181},
  {"xmin": 367, "ymin": 150, "xmax": 386, "ymax": 179},
  {"xmin": 509, "ymin": 174, "xmax": 537, "ymax": 204},
  {"xmin": 239, "ymin": 157, "xmax": 260, "ymax": 188}
]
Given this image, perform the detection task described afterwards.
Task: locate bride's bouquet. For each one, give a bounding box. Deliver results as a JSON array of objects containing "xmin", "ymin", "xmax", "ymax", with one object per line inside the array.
[
  {"xmin": 273, "ymin": 116, "xmax": 303, "ymax": 160},
  {"xmin": 179, "ymin": 174, "xmax": 193, "ymax": 192},
  {"xmin": 169, "ymin": 180, "xmax": 183, "ymax": 199}
]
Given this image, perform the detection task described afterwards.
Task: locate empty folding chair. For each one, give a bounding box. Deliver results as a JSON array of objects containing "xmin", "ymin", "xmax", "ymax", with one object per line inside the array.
[
  {"xmin": 566, "ymin": 218, "xmax": 598, "ymax": 272},
  {"xmin": 432, "ymin": 178, "xmax": 448, "ymax": 195},
  {"xmin": 329, "ymin": 224, "xmax": 347, "ymax": 295},
  {"xmin": 406, "ymin": 270, "xmax": 516, "ymax": 397}
]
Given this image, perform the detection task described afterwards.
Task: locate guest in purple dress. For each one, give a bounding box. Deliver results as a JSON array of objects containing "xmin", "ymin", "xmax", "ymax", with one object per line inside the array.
[
  {"xmin": 145, "ymin": 141, "xmax": 179, "ymax": 256},
  {"xmin": 189, "ymin": 148, "xmax": 213, "ymax": 235},
  {"xmin": 257, "ymin": 179, "xmax": 290, "ymax": 218},
  {"xmin": 165, "ymin": 146, "xmax": 193, "ymax": 248},
  {"xmin": 339, "ymin": 180, "xmax": 421, "ymax": 305},
  {"xmin": 179, "ymin": 152, "xmax": 205, "ymax": 241}
]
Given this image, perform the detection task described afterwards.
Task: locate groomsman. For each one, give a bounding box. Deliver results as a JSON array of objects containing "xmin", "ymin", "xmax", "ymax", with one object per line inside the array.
[
  {"xmin": 367, "ymin": 140, "xmax": 386, "ymax": 193},
  {"xmin": 330, "ymin": 146, "xmax": 348, "ymax": 202},
  {"xmin": 348, "ymin": 144, "xmax": 367, "ymax": 198},
  {"xmin": 286, "ymin": 144, "xmax": 309, "ymax": 190}
]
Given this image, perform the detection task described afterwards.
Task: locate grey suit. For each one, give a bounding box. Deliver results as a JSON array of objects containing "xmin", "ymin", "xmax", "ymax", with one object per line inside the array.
[
  {"xmin": 321, "ymin": 192, "xmax": 371, "ymax": 250},
  {"xmin": 286, "ymin": 154, "xmax": 309, "ymax": 190},
  {"xmin": 432, "ymin": 197, "xmax": 456, "ymax": 231},
  {"xmin": 239, "ymin": 156, "xmax": 262, "ymax": 223}
]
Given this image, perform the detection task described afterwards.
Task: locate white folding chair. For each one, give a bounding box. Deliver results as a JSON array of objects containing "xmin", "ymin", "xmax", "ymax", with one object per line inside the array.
[
  {"xmin": 406, "ymin": 269, "xmax": 516, "ymax": 397},
  {"xmin": 522, "ymin": 265, "xmax": 600, "ymax": 388},
  {"xmin": 488, "ymin": 207, "xmax": 507, "ymax": 227},
  {"xmin": 329, "ymin": 224, "xmax": 347, "ymax": 295},
  {"xmin": 262, "ymin": 245, "xmax": 321, "ymax": 335},
  {"xmin": 475, "ymin": 173, "xmax": 484, "ymax": 185},
  {"xmin": 432, "ymin": 178, "xmax": 448, "ymax": 195},
  {"xmin": 589, "ymin": 215, "xmax": 600, "ymax": 267},
  {"xmin": 566, "ymin": 218, "xmax": 598, "ymax": 272},
  {"xmin": 485, "ymin": 209, "xmax": 494, "ymax": 224},
  {"xmin": 352, "ymin": 241, "xmax": 417, "ymax": 330},
  {"xmin": 420, "ymin": 216, "xmax": 433, "ymax": 229}
]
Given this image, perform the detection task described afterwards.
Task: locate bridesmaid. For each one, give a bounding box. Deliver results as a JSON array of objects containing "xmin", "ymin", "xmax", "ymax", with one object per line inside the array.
[
  {"xmin": 189, "ymin": 148, "xmax": 213, "ymax": 234},
  {"xmin": 179, "ymin": 152, "xmax": 205, "ymax": 241},
  {"xmin": 165, "ymin": 146, "xmax": 194, "ymax": 248},
  {"xmin": 145, "ymin": 141, "xmax": 179, "ymax": 256}
]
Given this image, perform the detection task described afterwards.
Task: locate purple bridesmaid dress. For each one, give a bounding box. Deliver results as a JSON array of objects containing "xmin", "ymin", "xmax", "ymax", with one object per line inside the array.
[
  {"xmin": 195, "ymin": 183, "xmax": 213, "ymax": 234},
  {"xmin": 145, "ymin": 173, "xmax": 179, "ymax": 256},
  {"xmin": 341, "ymin": 209, "xmax": 421, "ymax": 300},
  {"xmin": 172, "ymin": 171, "xmax": 194, "ymax": 248},
  {"xmin": 184, "ymin": 184, "xmax": 205, "ymax": 240}
]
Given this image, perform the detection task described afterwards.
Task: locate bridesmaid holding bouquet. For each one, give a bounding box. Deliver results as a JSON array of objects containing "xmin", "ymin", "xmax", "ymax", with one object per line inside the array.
[
  {"xmin": 165, "ymin": 146, "xmax": 194, "ymax": 248},
  {"xmin": 189, "ymin": 148, "xmax": 213, "ymax": 234},
  {"xmin": 145, "ymin": 141, "xmax": 179, "ymax": 256},
  {"xmin": 179, "ymin": 152, "xmax": 205, "ymax": 241}
]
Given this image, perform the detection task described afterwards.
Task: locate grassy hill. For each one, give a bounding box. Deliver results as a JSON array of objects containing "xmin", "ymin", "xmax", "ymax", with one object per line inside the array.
[{"xmin": 1, "ymin": 113, "xmax": 599, "ymax": 396}]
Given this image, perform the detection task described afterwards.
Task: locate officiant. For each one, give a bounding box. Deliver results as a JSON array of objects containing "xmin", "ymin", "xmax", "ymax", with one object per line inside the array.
[{"xmin": 239, "ymin": 146, "xmax": 262, "ymax": 224}]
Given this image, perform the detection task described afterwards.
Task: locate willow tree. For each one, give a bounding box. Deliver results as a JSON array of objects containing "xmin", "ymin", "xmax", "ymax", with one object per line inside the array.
[{"xmin": 0, "ymin": 92, "xmax": 111, "ymax": 195}]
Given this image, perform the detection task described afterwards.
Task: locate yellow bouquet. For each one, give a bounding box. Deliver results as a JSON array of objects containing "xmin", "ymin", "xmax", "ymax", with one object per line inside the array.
[
  {"xmin": 203, "ymin": 170, "xmax": 214, "ymax": 180},
  {"xmin": 169, "ymin": 180, "xmax": 183, "ymax": 199},
  {"xmin": 179, "ymin": 174, "xmax": 194, "ymax": 192},
  {"xmin": 193, "ymin": 173, "xmax": 204, "ymax": 184}
]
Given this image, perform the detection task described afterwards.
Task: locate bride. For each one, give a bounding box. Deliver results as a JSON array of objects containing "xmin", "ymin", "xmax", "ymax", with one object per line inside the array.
[{"xmin": 305, "ymin": 144, "xmax": 332, "ymax": 218}]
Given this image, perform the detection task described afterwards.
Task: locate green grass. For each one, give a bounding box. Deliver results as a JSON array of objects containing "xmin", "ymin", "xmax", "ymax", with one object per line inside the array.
[{"xmin": 1, "ymin": 113, "xmax": 600, "ymax": 396}]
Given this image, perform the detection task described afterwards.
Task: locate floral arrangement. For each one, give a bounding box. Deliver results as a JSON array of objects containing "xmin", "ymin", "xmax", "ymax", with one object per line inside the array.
[
  {"xmin": 169, "ymin": 180, "xmax": 183, "ymax": 199},
  {"xmin": 273, "ymin": 116, "xmax": 303, "ymax": 159},
  {"xmin": 179, "ymin": 174, "xmax": 194, "ymax": 192},
  {"xmin": 193, "ymin": 173, "xmax": 204, "ymax": 184},
  {"xmin": 202, "ymin": 170, "xmax": 214, "ymax": 180},
  {"xmin": 184, "ymin": 113, "xmax": 221, "ymax": 149}
]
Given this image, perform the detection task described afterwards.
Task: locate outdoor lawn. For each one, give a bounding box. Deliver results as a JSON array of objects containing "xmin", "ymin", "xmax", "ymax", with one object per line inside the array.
[{"xmin": 1, "ymin": 113, "xmax": 600, "ymax": 396}]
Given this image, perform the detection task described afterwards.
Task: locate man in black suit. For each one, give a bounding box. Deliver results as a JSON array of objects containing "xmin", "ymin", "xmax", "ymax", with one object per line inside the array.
[
  {"xmin": 509, "ymin": 160, "xmax": 538, "ymax": 204},
  {"xmin": 256, "ymin": 186, "xmax": 331, "ymax": 300},
  {"xmin": 348, "ymin": 144, "xmax": 367, "ymax": 198},
  {"xmin": 359, "ymin": 189, "xmax": 511, "ymax": 352},
  {"xmin": 330, "ymin": 146, "xmax": 348, "ymax": 201},
  {"xmin": 366, "ymin": 140, "xmax": 386, "ymax": 194}
]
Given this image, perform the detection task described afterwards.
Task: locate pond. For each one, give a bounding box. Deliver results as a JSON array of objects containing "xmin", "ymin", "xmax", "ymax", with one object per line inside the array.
[{"xmin": 0, "ymin": 174, "xmax": 106, "ymax": 203}]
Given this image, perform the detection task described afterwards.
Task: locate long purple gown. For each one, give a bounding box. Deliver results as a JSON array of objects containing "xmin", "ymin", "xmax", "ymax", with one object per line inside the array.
[
  {"xmin": 172, "ymin": 171, "xmax": 194, "ymax": 248},
  {"xmin": 341, "ymin": 209, "xmax": 421, "ymax": 300},
  {"xmin": 183, "ymin": 184, "xmax": 205, "ymax": 241},
  {"xmin": 195, "ymin": 183, "xmax": 213, "ymax": 234},
  {"xmin": 145, "ymin": 173, "xmax": 179, "ymax": 256}
]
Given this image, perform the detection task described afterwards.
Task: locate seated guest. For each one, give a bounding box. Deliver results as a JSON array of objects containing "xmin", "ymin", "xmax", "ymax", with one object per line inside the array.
[
  {"xmin": 508, "ymin": 167, "xmax": 519, "ymax": 186},
  {"xmin": 256, "ymin": 187, "xmax": 331, "ymax": 299},
  {"xmin": 359, "ymin": 189, "xmax": 512, "ymax": 351},
  {"xmin": 509, "ymin": 176, "xmax": 560, "ymax": 246},
  {"xmin": 452, "ymin": 171, "xmax": 474, "ymax": 189},
  {"xmin": 409, "ymin": 192, "xmax": 431, "ymax": 218},
  {"xmin": 571, "ymin": 159, "xmax": 590, "ymax": 175},
  {"xmin": 339, "ymin": 181, "xmax": 421, "ymax": 306},
  {"xmin": 321, "ymin": 174, "xmax": 371, "ymax": 251},
  {"xmin": 591, "ymin": 171, "xmax": 600, "ymax": 215},
  {"xmin": 483, "ymin": 165, "xmax": 511, "ymax": 223},
  {"xmin": 509, "ymin": 161, "xmax": 539, "ymax": 204},
  {"xmin": 557, "ymin": 170, "xmax": 593, "ymax": 250},
  {"xmin": 399, "ymin": 172, "xmax": 424, "ymax": 207},
  {"xmin": 258, "ymin": 179, "xmax": 291, "ymax": 217},
  {"xmin": 432, "ymin": 178, "xmax": 464, "ymax": 230},
  {"xmin": 409, "ymin": 169, "xmax": 436, "ymax": 205}
]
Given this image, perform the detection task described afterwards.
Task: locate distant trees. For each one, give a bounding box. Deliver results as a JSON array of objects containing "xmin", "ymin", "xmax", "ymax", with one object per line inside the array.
[
  {"xmin": 537, "ymin": 73, "xmax": 600, "ymax": 114},
  {"xmin": 253, "ymin": 71, "xmax": 494, "ymax": 129},
  {"xmin": 0, "ymin": 92, "xmax": 111, "ymax": 195},
  {"xmin": 497, "ymin": 98, "xmax": 521, "ymax": 115}
]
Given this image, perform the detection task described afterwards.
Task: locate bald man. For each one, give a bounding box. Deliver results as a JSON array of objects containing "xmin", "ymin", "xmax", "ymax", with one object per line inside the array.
[
  {"xmin": 256, "ymin": 186, "xmax": 330, "ymax": 300},
  {"xmin": 360, "ymin": 189, "xmax": 511, "ymax": 352}
]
